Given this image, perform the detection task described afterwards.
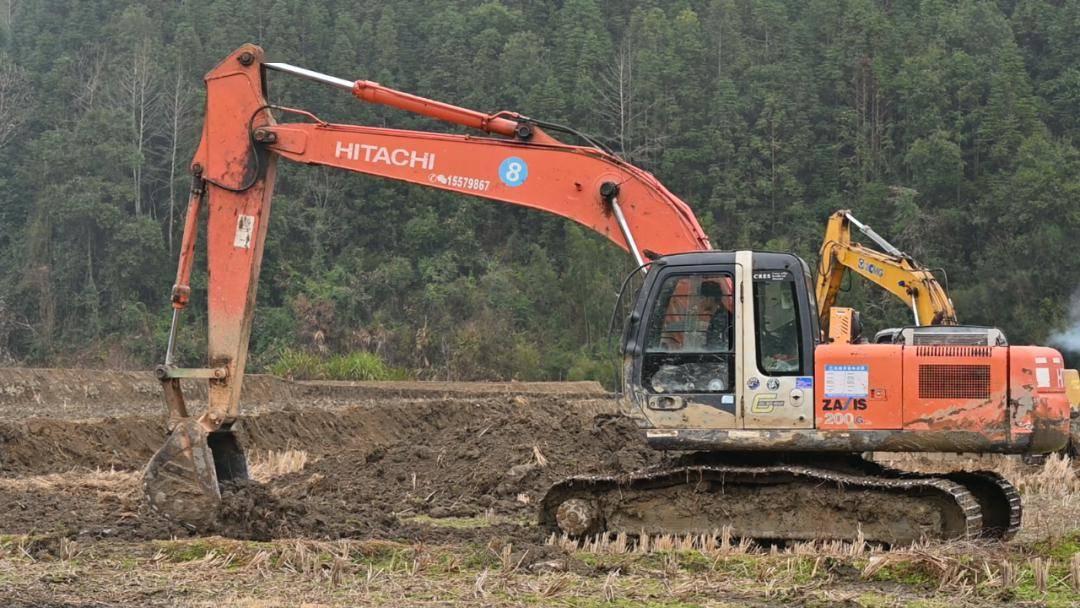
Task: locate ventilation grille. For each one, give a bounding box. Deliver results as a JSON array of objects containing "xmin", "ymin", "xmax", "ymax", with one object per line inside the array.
[
  {"xmin": 918, "ymin": 364, "xmax": 991, "ymax": 399},
  {"xmin": 915, "ymin": 346, "xmax": 992, "ymax": 358},
  {"xmin": 908, "ymin": 327, "xmax": 1002, "ymax": 346}
]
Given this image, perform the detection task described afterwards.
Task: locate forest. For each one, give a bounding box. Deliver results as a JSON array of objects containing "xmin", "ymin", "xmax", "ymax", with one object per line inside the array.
[{"xmin": 0, "ymin": 0, "xmax": 1078, "ymax": 382}]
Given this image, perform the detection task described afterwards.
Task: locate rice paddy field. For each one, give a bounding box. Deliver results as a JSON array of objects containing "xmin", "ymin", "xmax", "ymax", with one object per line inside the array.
[{"xmin": 0, "ymin": 368, "xmax": 1077, "ymax": 607}]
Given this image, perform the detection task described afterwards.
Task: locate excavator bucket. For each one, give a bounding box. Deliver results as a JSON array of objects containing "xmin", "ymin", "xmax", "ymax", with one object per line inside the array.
[{"xmin": 143, "ymin": 418, "xmax": 249, "ymax": 530}]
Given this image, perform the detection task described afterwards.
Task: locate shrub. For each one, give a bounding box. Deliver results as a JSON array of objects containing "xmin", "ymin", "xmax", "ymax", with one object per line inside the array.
[
  {"xmin": 267, "ymin": 348, "xmax": 322, "ymax": 380},
  {"xmin": 267, "ymin": 348, "xmax": 409, "ymax": 381},
  {"xmin": 321, "ymin": 351, "xmax": 409, "ymax": 381}
]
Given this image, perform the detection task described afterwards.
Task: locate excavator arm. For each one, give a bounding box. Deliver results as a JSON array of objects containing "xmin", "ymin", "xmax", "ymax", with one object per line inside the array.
[
  {"xmin": 145, "ymin": 44, "xmax": 712, "ymax": 528},
  {"xmin": 815, "ymin": 209, "xmax": 957, "ymax": 340}
]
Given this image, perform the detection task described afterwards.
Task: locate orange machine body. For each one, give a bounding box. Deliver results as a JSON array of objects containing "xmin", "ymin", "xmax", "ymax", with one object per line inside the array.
[{"xmin": 814, "ymin": 343, "xmax": 1071, "ymax": 452}]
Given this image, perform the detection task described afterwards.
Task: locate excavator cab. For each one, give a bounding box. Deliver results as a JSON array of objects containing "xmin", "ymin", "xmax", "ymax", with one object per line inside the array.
[{"xmin": 621, "ymin": 251, "xmax": 820, "ymax": 432}]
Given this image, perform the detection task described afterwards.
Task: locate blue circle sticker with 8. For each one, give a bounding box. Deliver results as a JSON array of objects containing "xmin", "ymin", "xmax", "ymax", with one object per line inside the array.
[{"xmin": 498, "ymin": 157, "xmax": 528, "ymax": 187}]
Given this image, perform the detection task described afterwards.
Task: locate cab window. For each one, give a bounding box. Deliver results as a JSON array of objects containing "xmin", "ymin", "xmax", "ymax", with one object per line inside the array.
[
  {"xmin": 642, "ymin": 273, "xmax": 734, "ymax": 393},
  {"xmin": 753, "ymin": 271, "xmax": 802, "ymax": 375}
]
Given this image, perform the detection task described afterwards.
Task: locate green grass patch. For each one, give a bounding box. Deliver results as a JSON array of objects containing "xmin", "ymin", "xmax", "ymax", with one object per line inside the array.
[
  {"xmin": 348, "ymin": 540, "xmax": 415, "ymax": 570},
  {"xmin": 152, "ymin": 539, "xmax": 230, "ymax": 562},
  {"xmin": 865, "ymin": 561, "xmax": 938, "ymax": 588},
  {"xmin": 460, "ymin": 542, "xmax": 503, "ymax": 570},
  {"xmin": 788, "ymin": 556, "xmax": 820, "ymax": 584},
  {"xmin": 636, "ymin": 550, "xmax": 714, "ymax": 573},
  {"xmin": 1029, "ymin": 531, "xmax": 1080, "ymax": 560},
  {"xmin": 902, "ymin": 601, "xmax": 955, "ymax": 608},
  {"xmin": 854, "ymin": 593, "xmax": 893, "ymax": 608},
  {"xmin": 562, "ymin": 598, "xmax": 707, "ymax": 608},
  {"xmin": 268, "ymin": 349, "xmax": 410, "ymax": 381},
  {"xmin": 1011, "ymin": 561, "xmax": 1080, "ymax": 607},
  {"xmin": 1011, "ymin": 586, "xmax": 1079, "ymax": 608}
]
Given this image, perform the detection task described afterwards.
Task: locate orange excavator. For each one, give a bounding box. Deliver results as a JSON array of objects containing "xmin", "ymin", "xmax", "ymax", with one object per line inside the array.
[{"xmin": 145, "ymin": 45, "xmax": 1072, "ymax": 544}]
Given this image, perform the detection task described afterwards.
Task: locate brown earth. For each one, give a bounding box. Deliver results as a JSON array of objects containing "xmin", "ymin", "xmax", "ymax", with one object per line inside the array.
[
  {"xmin": 0, "ymin": 368, "xmax": 1072, "ymax": 547},
  {"xmin": 0, "ymin": 369, "xmax": 661, "ymax": 545},
  {"xmin": 0, "ymin": 367, "xmax": 606, "ymax": 421}
]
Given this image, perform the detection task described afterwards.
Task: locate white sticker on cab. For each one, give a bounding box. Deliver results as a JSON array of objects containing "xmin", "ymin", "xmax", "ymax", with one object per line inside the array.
[{"xmin": 824, "ymin": 364, "xmax": 869, "ymax": 398}]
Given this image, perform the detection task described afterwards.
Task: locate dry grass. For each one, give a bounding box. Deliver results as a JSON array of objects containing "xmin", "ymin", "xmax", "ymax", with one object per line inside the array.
[
  {"xmin": 531, "ymin": 445, "xmax": 548, "ymax": 468},
  {"xmin": 1003, "ymin": 454, "xmax": 1080, "ymax": 544},
  {"xmin": 0, "ymin": 467, "xmax": 135, "ymax": 491},
  {"xmin": 876, "ymin": 452, "xmax": 1079, "ymax": 494},
  {"xmin": 0, "ymin": 441, "xmax": 1076, "ymax": 605},
  {"xmin": 247, "ymin": 449, "xmax": 309, "ymax": 481},
  {"xmin": 877, "ymin": 453, "xmax": 1080, "ymax": 544},
  {"xmin": 546, "ymin": 526, "xmax": 900, "ymax": 559},
  {"xmin": 1014, "ymin": 454, "xmax": 1079, "ymax": 494},
  {"xmin": 1, "ymin": 530, "xmax": 1077, "ymax": 607}
]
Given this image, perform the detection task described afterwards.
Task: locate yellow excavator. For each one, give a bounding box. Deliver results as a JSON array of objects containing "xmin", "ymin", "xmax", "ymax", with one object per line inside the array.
[{"xmin": 815, "ymin": 209, "xmax": 957, "ymax": 344}]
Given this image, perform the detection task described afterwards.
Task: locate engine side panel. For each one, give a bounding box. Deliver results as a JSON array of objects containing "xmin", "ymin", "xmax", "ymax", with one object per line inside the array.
[
  {"xmin": 814, "ymin": 344, "xmax": 904, "ymax": 430},
  {"xmin": 811, "ymin": 343, "xmax": 1070, "ymax": 453},
  {"xmin": 901, "ymin": 345, "xmax": 1008, "ymax": 441}
]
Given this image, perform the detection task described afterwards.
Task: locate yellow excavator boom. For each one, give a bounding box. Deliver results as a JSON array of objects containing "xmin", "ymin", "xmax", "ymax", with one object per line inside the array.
[{"xmin": 815, "ymin": 209, "xmax": 957, "ymax": 339}]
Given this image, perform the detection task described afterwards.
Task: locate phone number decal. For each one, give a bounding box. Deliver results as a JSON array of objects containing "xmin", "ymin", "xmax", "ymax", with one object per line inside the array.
[{"xmin": 430, "ymin": 173, "xmax": 491, "ymax": 192}]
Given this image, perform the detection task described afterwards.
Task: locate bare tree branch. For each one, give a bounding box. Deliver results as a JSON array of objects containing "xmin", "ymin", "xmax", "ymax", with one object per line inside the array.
[
  {"xmin": 0, "ymin": 54, "xmax": 31, "ymax": 150},
  {"xmin": 73, "ymin": 43, "xmax": 110, "ymax": 112},
  {"xmin": 164, "ymin": 63, "xmax": 195, "ymax": 252},
  {"xmin": 105, "ymin": 37, "xmax": 161, "ymax": 216}
]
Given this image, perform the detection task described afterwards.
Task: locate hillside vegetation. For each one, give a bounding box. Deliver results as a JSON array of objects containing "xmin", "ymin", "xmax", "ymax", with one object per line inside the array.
[{"xmin": 0, "ymin": 0, "xmax": 1078, "ymax": 379}]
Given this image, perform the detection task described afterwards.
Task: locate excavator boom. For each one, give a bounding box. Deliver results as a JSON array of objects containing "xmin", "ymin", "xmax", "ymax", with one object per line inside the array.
[{"xmin": 145, "ymin": 45, "xmax": 711, "ymax": 528}]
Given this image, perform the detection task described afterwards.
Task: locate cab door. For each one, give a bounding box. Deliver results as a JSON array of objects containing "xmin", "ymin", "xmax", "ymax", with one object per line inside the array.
[
  {"xmin": 738, "ymin": 251, "xmax": 816, "ymax": 429},
  {"xmin": 630, "ymin": 260, "xmax": 741, "ymax": 430}
]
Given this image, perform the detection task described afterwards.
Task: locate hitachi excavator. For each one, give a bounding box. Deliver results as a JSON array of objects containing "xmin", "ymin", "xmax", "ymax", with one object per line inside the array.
[{"xmin": 144, "ymin": 45, "xmax": 1073, "ymax": 544}]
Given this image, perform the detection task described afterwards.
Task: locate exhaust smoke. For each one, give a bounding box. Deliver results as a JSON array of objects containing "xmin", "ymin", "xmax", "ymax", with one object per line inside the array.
[{"xmin": 1049, "ymin": 290, "xmax": 1080, "ymax": 363}]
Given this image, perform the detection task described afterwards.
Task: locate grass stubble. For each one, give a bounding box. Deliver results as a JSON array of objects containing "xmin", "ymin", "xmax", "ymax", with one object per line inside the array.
[{"xmin": 0, "ymin": 453, "xmax": 1077, "ymax": 607}]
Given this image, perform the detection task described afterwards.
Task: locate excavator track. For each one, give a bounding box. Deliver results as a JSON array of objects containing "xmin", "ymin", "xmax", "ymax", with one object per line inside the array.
[
  {"xmin": 866, "ymin": 463, "xmax": 1021, "ymax": 540},
  {"xmin": 540, "ymin": 463, "xmax": 982, "ymax": 546},
  {"xmin": 945, "ymin": 471, "xmax": 1021, "ymax": 540}
]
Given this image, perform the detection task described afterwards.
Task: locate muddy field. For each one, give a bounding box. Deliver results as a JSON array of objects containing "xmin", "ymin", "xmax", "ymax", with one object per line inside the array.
[{"xmin": 1, "ymin": 369, "xmax": 1078, "ymax": 607}]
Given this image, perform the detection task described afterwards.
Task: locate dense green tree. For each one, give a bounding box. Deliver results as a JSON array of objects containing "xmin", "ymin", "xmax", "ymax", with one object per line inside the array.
[{"xmin": 1, "ymin": 0, "xmax": 1078, "ymax": 376}]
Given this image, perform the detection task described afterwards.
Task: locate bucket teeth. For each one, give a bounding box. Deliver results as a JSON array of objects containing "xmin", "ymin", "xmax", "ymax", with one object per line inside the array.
[{"xmin": 143, "ymin": 418, "xmax": 237, "ymax": 530}]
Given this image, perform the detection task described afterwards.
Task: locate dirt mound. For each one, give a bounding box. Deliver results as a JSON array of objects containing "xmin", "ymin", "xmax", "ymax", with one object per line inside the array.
[
  {"xmin": 262, "ymin": 401, "xmax": 665, "ymax": 541},
  {"xmin": 0, "ymin": 394, "xmax": 651, "ymax": 544},
  {"xmin": 0, "ymin": 396, "xmax": 618, "ymax": 476},
  {"xmin": 0, "ymin": 367, "xmax": 608, "ymax": 421},
  {"xmin": 0, "ymin": 470, "xmax": 187, "ymax": 540},
  {"xmin": 0, "ymin": 416, "xmax": 167, "ymax": 474}
]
